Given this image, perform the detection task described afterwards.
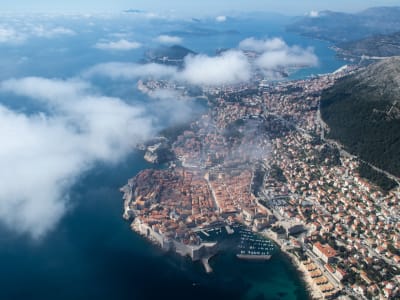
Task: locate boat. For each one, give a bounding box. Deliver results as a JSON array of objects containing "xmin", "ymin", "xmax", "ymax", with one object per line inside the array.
[
  {"xmin": 236, "ymin": 253, "xmax": 271, "ymax": 260},
  {"xmin": 236, "ymin": 228, "xmax": 274, "ymax": 260}
]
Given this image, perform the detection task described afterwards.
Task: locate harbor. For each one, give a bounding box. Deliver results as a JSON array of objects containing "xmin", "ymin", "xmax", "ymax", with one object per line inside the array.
[
  {"xmin": 197, "ymin": 225, "xmax": 276, "ymax": 262},
  {"xmin": 237, "ymin": 228, "xmax": 275, "ymax": 260}
]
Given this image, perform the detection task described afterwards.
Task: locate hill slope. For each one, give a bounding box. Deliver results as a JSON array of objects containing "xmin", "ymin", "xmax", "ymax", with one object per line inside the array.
[
  {"xmin": 337, "ymin": 31, "xmax": 400, "ymax": 59},
  {"xmin": 320, "ymin": 57, "xmax": 400, "ymax": 182},
  {"xmin": 144, "ymin": 45, "xmax": 196, "ymax": 66},
  {"xmin": 287, "ymin": 7, "xmax": 400, "ymax": 43}
]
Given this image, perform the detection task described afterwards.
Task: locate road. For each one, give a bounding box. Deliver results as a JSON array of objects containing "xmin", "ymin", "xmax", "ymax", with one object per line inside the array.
[
  {"xmin": 304, "ymin": 247, "xmax": 365, "ymax": 300},
  {"xmin": 317, "ymin": 105, "xmax": 400, "ymax": 185}
]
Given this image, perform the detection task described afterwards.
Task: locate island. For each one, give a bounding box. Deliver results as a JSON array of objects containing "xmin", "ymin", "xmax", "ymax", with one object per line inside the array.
[
  {"xmin": 144, "ymin": 45, "xmax": 196, "ymax": 66},
  {"xmin": 121, "ymin": 61, "xmax": 400, "ymax": 299}
]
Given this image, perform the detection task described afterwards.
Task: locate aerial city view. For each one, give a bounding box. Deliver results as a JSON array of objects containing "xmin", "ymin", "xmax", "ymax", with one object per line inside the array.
[{"xmin": 0, "ymin": 0, "xmax": 400, "ymax": 299}]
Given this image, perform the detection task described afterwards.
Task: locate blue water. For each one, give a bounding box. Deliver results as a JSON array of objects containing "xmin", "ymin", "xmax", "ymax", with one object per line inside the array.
[
  {"xmin": 0, "ymin": 151, "xmax": 309, "ymax": 300},
  {"xmin": 0, "ymin": 13, "xmax": 345, "ymax": 300}
]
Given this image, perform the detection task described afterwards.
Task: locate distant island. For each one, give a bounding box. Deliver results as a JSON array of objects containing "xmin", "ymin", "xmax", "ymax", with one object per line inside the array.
[
  {"xmin": 144, "ymin": 45, "xmax": 196, "ymax": 66},
  {"xmin": 164, "ymin": 26, "xmax": 239, "ymax": 37},
  {"xmin": 123, "ymin": 9, "xmax": 146, "ymax": 14}
]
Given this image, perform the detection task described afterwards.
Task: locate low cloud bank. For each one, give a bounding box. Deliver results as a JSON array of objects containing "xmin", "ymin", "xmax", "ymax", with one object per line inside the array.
[
  {"xmin": 178, "ymin": 50, "xmax": 252, "ymax": 85},
  {"xmin": 216, "ymin": 16, "xmax": 227, "ymax": 22},
  {"xmin": 308, "ymin": 10, "xmax": 320, "ymax": 18},
  {"xmin": 240, "ymin": 37, "xmax": 318, "ymax": 70},
  {"xmin": 84, "ymin": 62, "xmax": 178, "ymax": 80},
  {"xmin": 0, "ymin": 77, "xmax": 154, "ymax": 238},
  {"xmin": 155, "ymin": 35, "xmax": 183, "ymax": 44},
  {"xmin": 0, "ymin": 25, "xmax": 75, "ymax": 44},
  {"xmin": 87, "ymin": 37, "xmax": 318, "ymax": 84},
  {"xmin": 95, "ymin": 39, "xmax": 142, "ymax": 50},
  {"xmin": 0, "ymin": 75, "xmax": 202, "ymax": 238},
  {"xmin": 0, "ymin": 36, "xmax": 319, "ymax": 238}
]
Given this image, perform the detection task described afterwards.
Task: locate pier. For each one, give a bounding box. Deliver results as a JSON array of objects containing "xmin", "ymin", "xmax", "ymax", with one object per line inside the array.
[{"xmin": 201, "ymin": 256, "xmax": 213, "ymax": 273}]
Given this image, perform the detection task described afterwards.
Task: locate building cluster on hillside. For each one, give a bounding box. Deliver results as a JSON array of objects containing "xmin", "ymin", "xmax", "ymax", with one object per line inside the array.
[{"xmin": 123, "ymin": 66, "xmax": 399, "ymax": 299}]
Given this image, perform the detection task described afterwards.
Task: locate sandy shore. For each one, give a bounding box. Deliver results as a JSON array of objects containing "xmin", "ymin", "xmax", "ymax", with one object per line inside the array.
[
  {"xmin": 285, "ymin": 251, "xmax": 324, "ymax": 300},
  {"xmin": 262, "ymin": 231, "xmax": 323, "ymax": 300}
]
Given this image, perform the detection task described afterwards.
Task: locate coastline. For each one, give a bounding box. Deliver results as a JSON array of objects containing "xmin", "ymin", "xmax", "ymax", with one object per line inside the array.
[
  {"xmin": 120, "ymin": 63, "xmax": 377, "ymax": 299},
  {"xmin": 262, "ymin": 231, "xmax": 322, "ymax": 300},
  {"xmin": 201, "ymin": 256, "xmax": 213, "ymax": 273},
  {"xmin": 125, "ymin": 194, "xmax": 313, "ymax": 299},
  {"xmin": 283, "ymin": 249, "xmax": 322, "ymax": 300},
  {"xmin": 122, "ymin": 191, "xmax": 218, "ymax": 273},
  {"xmin": 122, "ymin": 179, "xmax": 321, "ymax": 299}
]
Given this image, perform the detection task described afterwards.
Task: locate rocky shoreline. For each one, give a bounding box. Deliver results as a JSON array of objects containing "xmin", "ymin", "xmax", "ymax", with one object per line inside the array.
[{"xmin": 120, "ymin": 183, "xmax": 218, "ymax": 273}]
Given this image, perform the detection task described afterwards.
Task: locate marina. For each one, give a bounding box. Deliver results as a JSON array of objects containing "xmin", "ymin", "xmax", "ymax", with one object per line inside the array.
[
  {"xmin": 237, "ymin": 228, "xmax": 275, "ymax": 260},
  {"xmin": 197, "ymin": 225, "xmax": 276, "ymax": 261}
]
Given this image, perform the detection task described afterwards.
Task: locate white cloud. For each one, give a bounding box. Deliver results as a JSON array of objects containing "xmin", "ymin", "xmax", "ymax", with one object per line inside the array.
[
  {"xmin": 123, "ymin": 10, "xmax": 161, "ymax": 19},
  {"xmin": 0, "ymin": 77, "xmax": 156, "ymax": 238},
  {"xmin": 146, "ymin": 89, "xmax": 200, "ymax": 125},
  {"xmin": 239, "ymin": 37, "xmax": 318, "ymax": 73},
  {"xmin": 31, "ymin": 25, "xmax": 76, "ymax": 38},
  {"xmin": 239, "ymin": 37, "xmax": 287, "ymax": 52},
  {"xmin": 155, "ymin": 35, "xmax": 183, "ymax": 44},
  {"xmin": 216, "ymin": 15, "xmax": 227, "ymax": 22},
  {"xmin": 86, "ymin": 53, "xmax": 252, "ymax": 86},
  {"xmin": 255, "ymin": 45, "xmax": 318, "ymax": 70},
  {"xmin": 148, "ymin": 88, "xmax": 187, "ymax": 101},
  {"xmin": 95, "ymin": 39, "xmax": 142, "ymax": 51},
  {"xmin": 308, "ymin": 10, "xmax": 320, "ymax": 18},
  {"xmin": 0, "ymin": 27, "xmax": 25, "ymax": 43},
  {"xmin": 84, "ymin": 62, "xmax": 178, "ymax": 80},
  {"xmin": 86, "ymin": 37, "xmax": 318, "ymax": 85},
  {"xmin": 178, "ymin": 50, "xmax": 251, "ymax": 85},
  {"xmin": 0, "ymin": 24, "xmax": 75, "ymax": 43}
]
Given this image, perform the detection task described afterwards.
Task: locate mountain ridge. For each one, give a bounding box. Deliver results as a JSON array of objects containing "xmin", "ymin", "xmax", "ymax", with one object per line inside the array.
[
  {"xmin": 336, "ymin": 31, "xmax": 400, "ymax": 60},
  {"xmin": 320, "ymin": 57, "xmax": 400, "ymax": 188},
  {"xmin": 287, "ymin": 6, "xmax": 400, "ymax": 43}
]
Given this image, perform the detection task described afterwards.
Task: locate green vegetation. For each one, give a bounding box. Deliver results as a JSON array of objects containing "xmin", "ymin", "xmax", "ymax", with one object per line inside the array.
[
  {"xmin": 223, "ymin": 89, "xmax": 260, "ymax": 103},
  {"xmin": 146, "ymin": 45, "xmax": 196, "ymax": 60},
  {"xmin": 388, "ymin": 244, "xmax": 400, "ymax": 256},
  {"xmin": 258, "ymin": 199, "xmax": 269, "ymax": 209},
  {"xmin": 264, "ymin": 115, "xmax": 294, "ymax": 139},
  {"xmin": 287, "ymin": 7, "xmax": 400, "ymax": 43},
  {"xmin": 159, "ymin": 122, "xmax": 192, "ymax": 142},
  {"xmin": 321, "ymin": 58, "xmax": 400, "ymax": 188},
  {"xmin": 338, "ymin": 31, "xmax": 400, "ymax": 58},
  {"xmin": 269, "ymin": 164, "xmax": 287, "ymax": 183},
  {"xmin": 271, "ymin": 225, "xmax": 286, "ymax": 234},
  {"xmin": 252, "ymin": 165, "xmax": 266, "ymax": 196},
  {"xmin": 144, "ymin": 45, "xmax": 196, "ymax": 66},
  {"xmin": 314, "ymin": 144, "xmax": 341, "ymax": 166},
  {"xmin": 358, "ymin": 162, "xmax": 397, "ymax": 191},
  {"xmin": 155, "ymin": 147, "xmax": 175, "ymax": 164},
  {"xmin": 224, "ymin": 124, "xmax": 244, "ymax": 141}
]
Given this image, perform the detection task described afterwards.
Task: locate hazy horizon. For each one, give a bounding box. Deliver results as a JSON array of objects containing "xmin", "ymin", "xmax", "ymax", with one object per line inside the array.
[{"xmin": 2, "ymin": 0, "xmax": 400, "ymax": 16}]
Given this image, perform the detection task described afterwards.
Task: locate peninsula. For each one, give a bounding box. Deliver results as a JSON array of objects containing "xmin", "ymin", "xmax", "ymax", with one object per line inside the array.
[{"xmin": 122, "ymin": 61, "xmax": 400, "ymax": 299}]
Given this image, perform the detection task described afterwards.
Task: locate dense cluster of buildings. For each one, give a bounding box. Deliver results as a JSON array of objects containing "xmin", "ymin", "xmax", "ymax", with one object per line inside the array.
[{"xmin": 122, "ymin": 66, "xmax": 399, "ymax": 299}]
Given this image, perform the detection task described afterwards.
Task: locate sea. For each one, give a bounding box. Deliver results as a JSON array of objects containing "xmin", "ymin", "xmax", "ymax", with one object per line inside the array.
[{"xmin": 0, "ymin": 12, "xmax": 345, "ymax": 300}]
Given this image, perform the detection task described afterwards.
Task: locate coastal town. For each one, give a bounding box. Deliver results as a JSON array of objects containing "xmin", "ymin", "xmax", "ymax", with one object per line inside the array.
[{"xmin": 121, "ymin": 66, "xmax": 400, "ymax": 300}]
